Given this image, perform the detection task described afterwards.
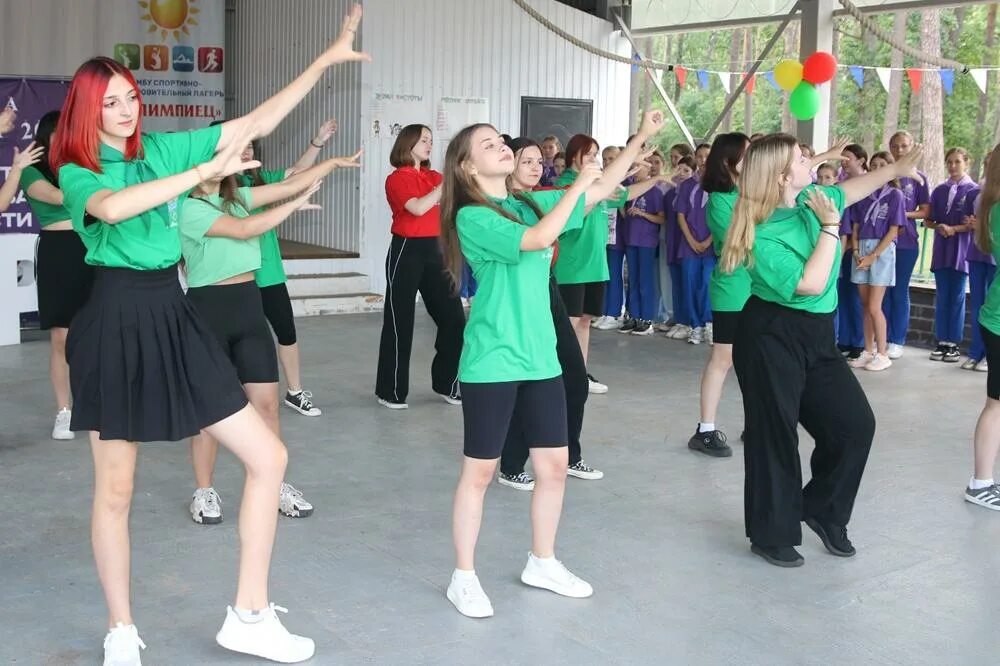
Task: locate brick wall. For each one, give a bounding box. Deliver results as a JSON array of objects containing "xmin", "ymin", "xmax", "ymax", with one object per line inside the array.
[{"xmin": 906, "ymin": 284, "xmax": 973, "ymax": 349}]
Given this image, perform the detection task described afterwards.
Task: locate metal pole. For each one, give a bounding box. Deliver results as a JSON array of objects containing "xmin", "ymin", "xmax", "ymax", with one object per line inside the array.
[
  {"xmin": 701, "ymin": 1, "xmax": 803, "ymax": 142},
  {"xmin": 613, "ymin": 11, "xmax": 696, "ymax": 148}
]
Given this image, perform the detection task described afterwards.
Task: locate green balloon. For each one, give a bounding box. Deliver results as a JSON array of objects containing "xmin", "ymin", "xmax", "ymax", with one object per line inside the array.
[{"xmin": 789, "ymin": 82, "xmax": 821, "ymax": 120}]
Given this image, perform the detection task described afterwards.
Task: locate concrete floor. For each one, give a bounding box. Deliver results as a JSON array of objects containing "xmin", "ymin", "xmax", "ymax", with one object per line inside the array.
[{"xmin": 2, "ymin": 313, "xmax": 999, "ymax": 665}]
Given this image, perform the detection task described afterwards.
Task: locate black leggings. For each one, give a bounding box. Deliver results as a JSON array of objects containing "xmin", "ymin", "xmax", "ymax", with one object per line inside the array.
[
  {"xmin": 260, "ymin": 282, "xmax": 297, "ymax": 346},
  {"xmin": 732, "ymin": 296, "xmax": 874, "ymax": 547},
  {"xmin": 501, "ymin": 277, "xmax": 588, "ymax": 474}
]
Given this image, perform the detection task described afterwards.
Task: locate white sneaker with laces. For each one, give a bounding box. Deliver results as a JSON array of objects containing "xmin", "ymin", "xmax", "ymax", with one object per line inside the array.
[
  {"xmin": 962, "ymin": 358, "xmax": 978, "ymax": 370},
  {"xmin": 567, "ymin": 460, "xmax": 604, "ymax": 480},
  {"xmin": 190, "ymin": 487, "xmax": 223, "ymax": 524},
  {"xmin": 447, "ymin": 570, "xmax": 494, "ymax": 618},
  {"xmin": 848, "ymin": 350, "xmax": 873, "ymax": 369},
  {"xmin": 590, "ymin": 315, "xmax": 607, "ymax": 328},
  {"xmin": 687, "ymin": 327, "xmax": 704, "ymax": 345},
  {"xmin": 976, "ymin": 358, "xmax": 990, "ymax": 372},
  {"xmin": 520, "ymin": 553, "xmax": 593, "ymax": 598},
  {"xmin": 103, "ymin": 622, "xmax": 146, "ymax": 666},
  {"xmin": 284, "ymin": 390, "xmax": 321, "ymax": 417},
  {"xmin": 279, "ymin": 482, "xmax": 314, "ymax": 518},
  {"xmin": 655, "ymin": 321, "xmax": 674, "ymax": 333},
  {"xmin": 864, "ymin": 353, "xmax": 892, "ymax": 372},
  {"xmin": 52, "ymin": 408, "xmax": 74, "ymax": 440},
  {"xmin": 216, "ymin": 604, "xmax": 315, "ymax": 663},
  {"xmin": 669, "ymin": 324, "xmax": 692, "ymax": 339},
  {"xmin": 886, "ymin": 343, "xmax": 904, "ymax": 359},
  {"xmin": 595, "ymin": 316, "xmax": 622, "ymax": 330}
]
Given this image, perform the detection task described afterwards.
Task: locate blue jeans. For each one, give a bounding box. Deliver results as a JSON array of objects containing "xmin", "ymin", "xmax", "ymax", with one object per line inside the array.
[
  {"xmin": 460, "ymin": 262, "xmax": 478, "ymax": 299},
  {"xmin": 626, "ymin": 245, "xmax": 658, "ymax": 321},
  {"xmin": 882, "ymin": 248, "xmax": 919, "ymax": 346},
  {"xmin": 669, "ymin": 262, "xmax": 686, "ymax": 325},
  {"xmin": 933, "ymin": 267, "xmax": 968, "ymax": 344},
  {"xmin": 837, "ymin": 253, "xmax": 864, "ymax": 350},
  {"xmin": 605, "ymin": 247, "xmax": 626, "ymax": 317},
  {"xmin": 680, "ymin": 255, "xmax": 715, "ymax": 328},
  {"xmin": 969, "ymin": 261, "xmax": 996, "ymax": 361}
]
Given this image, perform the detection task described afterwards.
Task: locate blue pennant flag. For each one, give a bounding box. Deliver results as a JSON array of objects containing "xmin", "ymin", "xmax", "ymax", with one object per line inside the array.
[
  {"xmin": 697, "ymin": 70, "xmax": 710, "ymax": 90},
  {"xmin": 940, "ymin": 68, "xmax": 955, "ymax": 96},
  {"xmin": 632, "ymin": 53, "xmax": 641, "ymax": 74},
  {"xmin": 849, "ymin": 66, "xmax": 865, "ymax": 89},
  {"xmin": 763, "ymin": 71, "xmax": 779, "ymax": 90}
]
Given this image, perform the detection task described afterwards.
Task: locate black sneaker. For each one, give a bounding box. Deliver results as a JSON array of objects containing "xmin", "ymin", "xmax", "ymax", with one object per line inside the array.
[
  {"xmin": 804, "ymin": 517, "xmax": 856, "ymax": 557},
  {"xmin": 618, "ymin": 317, "xmax": 638, "ymax": 333},
  {"xmin": 284, "ymin": 390, "xmax": 321, "ymax": 416},
  {"xmin": 630, "ymin": 320, "xmax": 654, "ymax": 336},
  {"xmin": 929, "ymin": 343, "xmax": 947, "ymax": 361},
  {"xmin": 942, "ymin": 345, "xmax": 961, "ymax": 363},
  {"xmin": 687, "ymin": 428, "xmax": 733, "ymax": 458},
  {"xmin": 750, "ymin": 543, "xmax": 804, "ymax": 567},
  {"xmin": 846, "ymin": 349, "xmax": 862, "ymax": 361},
  {"xmin": 497, "ymin": 471, "xmax": 535, "ymax": 491}
]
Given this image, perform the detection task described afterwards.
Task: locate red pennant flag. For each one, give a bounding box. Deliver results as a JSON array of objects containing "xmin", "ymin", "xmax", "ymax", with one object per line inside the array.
[
  {"xmin": 744, "ymin": 73, "xmax": 756, "ymax": 94},
  {"xmin": 675, "ymin": 66, "xmax": 687, "ymax": 87},
  {"xmin": 906, "ymin": 68, "xmax": 923, "ymax": 94}
]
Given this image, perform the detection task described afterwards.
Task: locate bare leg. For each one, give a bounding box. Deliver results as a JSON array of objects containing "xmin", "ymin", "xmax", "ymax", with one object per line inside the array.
[
  {"xmin": 699, "ymin": 343, "xmax": 733, "ymax": 424},
  {"xmin": 528, "ymin": 446, "xmax": 568, "ymax": 558},
  {"xmin": 203, "ymin": 405, "xmax": 288, "ymax": 611},
  {"xmin": 276, "ymin": 343, "xmax": 302, "ymax": 393},
  {"xmin": 49, "ymin": 327, "xmax": 71, "ymax": 410},
  {"xmin": 868, "ymin": 285, "xmax": 888, "ymax": 355},
  {"xmin": 190, "ymin": 431, "xmax": 219, "ymax": 489},
  {"xmin": 974, "ymin": 397, "xmax": 1000, "ymax": 480},
  {"xmin": 859, "ymin": 285, "xmax": 875, "ymax": 353},
  {"xmin": 452, "ymin": 457, "xmax": 499, "ymax": 571},
  {"xmin": 570, "ymin": 316, "xmax": 593, "ymax": 366},
  {"xmin": 90, "ymin": 434, "xmax": 138, "ymax": 628}
]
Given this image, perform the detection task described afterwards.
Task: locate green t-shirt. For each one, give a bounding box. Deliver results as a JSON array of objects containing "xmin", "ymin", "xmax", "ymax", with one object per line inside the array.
[
  {"xmin": 20, "ymin": 166, "xmax": 71, "ymax": 227},
  {"xmin": 179, "ymin": 186, "xmax": 262, "ymax": 288},
  {"xmin": 239, "ymin": 169, "xmax": 288, "ymax": 287},
  {"xmin": 457, "ymin": 189, "xmax": 586, "ymax": 383},
  {"xmin": 706, "ymin": 189, "xmax": 751, "ymax": 312},
  {"xmin": 748, "ymin": 184, "xmax": 846, "ymax": 314},
  {"xmin": 978, "ymin": 201, "xmax": 1000, "ymax": 336},
  {"xmin": 552, "ymin": 169, "xmax": 628, "ymax": 284},
  {"xmin": 59, "ymin": 124, "xmax": 222, "ymax": 270}
]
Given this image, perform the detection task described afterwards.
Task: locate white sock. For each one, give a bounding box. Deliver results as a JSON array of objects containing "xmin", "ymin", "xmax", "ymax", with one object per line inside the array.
[
  {"xmin": 530, "ymin": 553, "xmax": 555, "ymax": 563},
  {"xmin": 970, "ymin": 477, "xmax": 994, "ymax": 490},
  {"xmin": 233, "ymin": 607, "xmax": 267, "ymax": 624},
  {"xmin": 288, "ymin": 389, "xmax": 302, "ymax": 396},
  {"xmin": 452, "ymin": 568, "xmax": 476, "ymax": 581},
  {"xmin": 698, "ymin": 422, "xmax": 716, "ymax": 433}
]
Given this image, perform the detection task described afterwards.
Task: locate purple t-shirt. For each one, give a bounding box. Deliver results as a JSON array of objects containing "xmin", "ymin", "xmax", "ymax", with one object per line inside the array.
[
  {"xmin": 607, "ymin": 207, "xmax": 626, "ymax": 251},
  {"xmin": 930, "ymin": 178, "xmax": 979, "ymax": 273},
  {"xmin": 664, "ymin": 187, "xmax": 681, "ymax": 264},
  {"xmin": 966, "ymin": 191, "xmax": 996, "ymax": 266},
  {"xmin": 896, "ymin": 173, "xmax": 930, "ymax": 250},
  {"xmin": 625, "ymin": 183, "xmax": 665, "ymax": 248},
  {"xmin": 540, "ymin": 163, "xmax": 557, "ymax": 188},
  {"xmin": 847, "ymin": 186, "xmax": 904, "ymax": 241},
  {"xmin": 675, "ymin": 177, "xmax": 712, "ymax": 259}
]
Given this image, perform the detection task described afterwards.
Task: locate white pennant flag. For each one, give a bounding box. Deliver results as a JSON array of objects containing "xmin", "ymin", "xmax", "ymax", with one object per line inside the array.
[
  {"xmin": 971, "ymin": 68, "xmax": 988, "ymax": 94},
  {"xmin": 875, "ymin": 67, "xmax": 892, "ymax": 92},
  {"xmin": 717, "ymin": 71, "xmax": 731, "ymax": 94}
]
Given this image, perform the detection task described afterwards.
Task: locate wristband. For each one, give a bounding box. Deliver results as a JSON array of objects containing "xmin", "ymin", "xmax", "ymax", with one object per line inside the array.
[{"xmin": 311, "ymin": 139, "xmax": 324, "ymax": 148}]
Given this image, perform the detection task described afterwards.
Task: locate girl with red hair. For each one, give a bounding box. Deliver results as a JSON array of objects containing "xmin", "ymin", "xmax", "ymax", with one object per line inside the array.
[{"xmin": 52, "ymin": 6, "xmax": 368, "ymax": 665}]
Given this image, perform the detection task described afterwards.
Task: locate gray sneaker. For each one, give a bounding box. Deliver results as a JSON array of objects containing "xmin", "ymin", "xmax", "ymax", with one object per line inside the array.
[
  {"xmin": 965, "ymin": 484, "xmax": 1000, "ymax": 511},
  {"xmin": 498, "ymin": 471, "xmax": 535, "ymax": 491}
]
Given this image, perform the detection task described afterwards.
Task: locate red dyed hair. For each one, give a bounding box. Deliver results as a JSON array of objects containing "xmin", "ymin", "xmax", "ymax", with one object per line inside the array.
[
  {"xmin": 51, "ymin": 57, "xmax": 144, "ymax": 173},
  {"xmin": 564, "ymin": 134, "xmax": 600, "ymax": 170}
]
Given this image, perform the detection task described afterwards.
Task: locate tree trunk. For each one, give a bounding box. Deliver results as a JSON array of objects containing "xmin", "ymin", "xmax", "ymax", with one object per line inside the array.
[
  {"xmin": 882, "ymin": 11, "xmax": 907, "ymax": 150},
  {"xmin": 950, "ymin": 6, "xmax": 967, "ymax": 47},
  {"xmin": 920, "ymin": 9, "xmax": 945, "ymax": 187},
  {"xmin": 744, "ymin": 28, "xmax": 754, "ymax": 134},
  {"xmin": 974, "ymin": 5, "xmax": 998, "ymax": 178}
]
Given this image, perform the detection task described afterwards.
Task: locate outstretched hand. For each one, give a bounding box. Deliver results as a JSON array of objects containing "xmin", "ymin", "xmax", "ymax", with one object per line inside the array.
[
  {"xmin": 294, "ymin": 179, "xmax": 323, "ymax": 210},
  {"xmin": 332, "ymin": 149, "xmax": 363, "ymax": 168},
  {"xmin": 204, "ymin": 124, "xmax": 262, "ymax": 180},
  {"xmin": 894, "ymin": 144, "xmax": 925, "ymax": 183},
  {"xmin": 11, "ymin": 142, "xmax": 43, "ymax": 171},
  {"xmin": 321, "ymin": 4, "xmax": 372, "ymax": 66}
]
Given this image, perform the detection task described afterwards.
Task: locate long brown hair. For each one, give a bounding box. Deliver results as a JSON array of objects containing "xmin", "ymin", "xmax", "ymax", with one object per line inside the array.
[
  {"xmin": 192, "ymin": 174, "xmax": 248, "ymax": 215},
  {"xmin": 720, "ymin": 133, "xmax": 799, "ymax": 273},
  {"xmin": 977, "ymin": 143, "xmax": 1000, "ymax": 254},
  {"xmin": 439, "ymin": 123, "xmax": 542, "ymax": 292}
]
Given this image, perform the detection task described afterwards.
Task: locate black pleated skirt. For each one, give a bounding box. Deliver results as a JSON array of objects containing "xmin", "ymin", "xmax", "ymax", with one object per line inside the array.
[
  {"xmin": 36, "ymin": 230, "xmax": 94, "ymax": 329},
  {"xmin": 66, "ymin": 265, "xmax": 248, "ymax": 442}
]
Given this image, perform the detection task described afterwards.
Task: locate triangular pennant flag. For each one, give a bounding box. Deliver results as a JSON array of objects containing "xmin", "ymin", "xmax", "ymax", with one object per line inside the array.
[
  {"xmin": 875, "ymin": 67, "xmax": 892, "ymax": 92},
  {"xmin": 631, "ymin": 53, "xmax": 641, "ymax": 74},
  {"xmin": 675, "ymin": 65, "xmax": 687, "ymax": 88},
  {"xmin": 764, "ymin": 70, "xmax": 779, "ymax": 90},
  {"xmin": 718, "ymin": 71, "xmax": 731, "ymax": 94},
  {"xmin": 849, "ymin": 65, "xmax": 865, "ymax": 89},
  {"xmin": 906, "ymin": 68, "xmax": 923, "ymax": 94},
  {"xmin": 744, "ymin": 73, "xmax": 756, "ymax": 94},
  {"xmin": 971, "ymin": 68, "xmax": 988, "ymax": 94},
  {"xmin": 697, "ymin": 70, "xmax": 710, "ymax": 90},
  {"xmin": 940, "ymin": 69, "xmax": 955, "ymax": 95}
]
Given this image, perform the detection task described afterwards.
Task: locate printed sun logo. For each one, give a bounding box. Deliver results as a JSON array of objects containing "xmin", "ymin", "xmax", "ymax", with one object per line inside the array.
[{"xmin": 139, "ymin": 0, "xmax": 200, "ymax": 40}]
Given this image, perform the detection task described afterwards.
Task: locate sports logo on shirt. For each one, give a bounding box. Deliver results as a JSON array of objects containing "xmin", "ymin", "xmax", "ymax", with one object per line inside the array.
[{"xmin": 167, "ymin": 198, "xmax": 179, "ymax": 228}]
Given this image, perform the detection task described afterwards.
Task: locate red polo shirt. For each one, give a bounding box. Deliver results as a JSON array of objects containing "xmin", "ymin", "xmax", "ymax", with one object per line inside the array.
[{"xmin": 385, "ymin": 167, "xmax": 443, "ymax": 237}]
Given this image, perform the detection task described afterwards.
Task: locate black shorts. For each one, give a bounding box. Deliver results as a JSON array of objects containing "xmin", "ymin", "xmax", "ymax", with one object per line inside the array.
[
  {"xmin": 983, "ymin": 324, "xmax": 1000, "ymax": 400},
  {"xmin": 36, "ymin": 230, "xmax": 94, "ymax": 329},
  {"xmin": 712, "ymin": 310, "xmax": 742, "ymax": 345},
  {"xmin": 188, "ymin": 281, "xmax": 279, "ymax": 384},
  {"xmin": 260, "ymin": 282, "xmax": 297, "ymax": 346},
  {"xmin": 558, "ymin": 281, "xmax": 606, "ymax": 318},
  {"xmin": 461, "ymin": 376, "xmax": 568, "ymax": 459}
]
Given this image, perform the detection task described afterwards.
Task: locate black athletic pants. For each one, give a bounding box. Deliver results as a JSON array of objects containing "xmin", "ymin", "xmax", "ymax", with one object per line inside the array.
[
  {"xmin": 500, "ymin": 276, "xmax": 588, "ymax": 474},
  {"xmin": 375, "ymin": 235, "xmax": 465, "ymax": 403},
  {"xmin": 732, "ymin": 296, "xmax": 875, "ymax": 547}
]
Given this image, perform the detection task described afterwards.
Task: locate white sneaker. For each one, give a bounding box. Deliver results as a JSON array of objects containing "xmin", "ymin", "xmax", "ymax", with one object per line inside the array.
[
  {"xmin": 103, "ymin": 622, "xmax": 146, "ymax": 666},
  {"xmin": 587, "ymin": 374, "xmax": 608, "ymax": 394},
  {"xmin": 668, "ymin": 324, "xmax": 692, "ymax": 339},
  {"xmin": 595, "ymin": 316, "xmax": 622, "ymax": 331},
  {"xmin": 655, "ymin": 321, "xmax": 674, "ymax": 333},
  {"xmin": 687, "ymin": 327, "xmax": 704, "ymax": 345},
  {"xmin": 848, "ymin": 350, "xmax": 873, "ymax": 368},
  {"xmin": 864, "ymin": 353, "xmax": 892, "ymax": 372},
  {"xmin": 962, "ymin": 358, "xmax": 978, "ymax": 371},
  {"xmin": 216, "ymin": 604, "xmax": 315, "ymax": 663},
  {"xmin": 705, "ymin": 322, "xmax": 714, "ymax": 346},
  {"xmin": 447, "ymin": 570, "xmax": 494, "ymax": 618},
  {"xmin": 886, "ymin": 343, "xmax": 904, "ymax": 359},
  {"xmin": 52, "ymin": 408, "xmax": 74, "ymax": 440},
  {"xmin": 520, "ymin": 553, "xmax": 593, "ymax": 598},
  {"xmin": 279, "ymin": 482, "xmax": 314, "ymax": 518},
  {"xmin": 190, "ymin": 487, "xmax": 223, "ymax": 525},
  {"xmin": 976, "ymin": 358, "xmax": 990, "ymax": 372},
  {"xmin": 567, "ymin": 460, "xmax": 604, "ymax": 480}
]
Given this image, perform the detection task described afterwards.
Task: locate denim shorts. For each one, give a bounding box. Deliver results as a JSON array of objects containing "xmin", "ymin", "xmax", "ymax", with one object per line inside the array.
[{"xmin": 851, "ymin": 239, "xmax": 896, "ymax": 287}]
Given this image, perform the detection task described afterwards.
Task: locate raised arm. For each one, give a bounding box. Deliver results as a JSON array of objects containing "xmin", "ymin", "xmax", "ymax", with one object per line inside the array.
[
  {"xmin": 0, "ymin": 143, "xmax": 43, "ymax": 213},
  {"xmin": 811, "ymin": 137, "xmax": 850, "ymax": 169},
  {"xmin": 838, "ymin": 146, "xmax": 924, "ymax": 207},
  {"xmin": 624, "ymin": 177, "xmax": 660, "ymax": 201},
  {"xmin": 286, "ymin": 119, "xmax": 338, "ymax": 176},
  {"xmin": 248, "ymin": 150, "xmax": 361, "ymax": 209},
  {"xmin": 206, "ymin": 181, "xmax": 322, "ymax": 240},
  {"xmin": 584, "ymin": 110, "xmax": 665, "ymax": 207},
  {"xmin": 522, "ymin": 165, "xmax": 601, "ymax": 250},
  {"xmin": 215, "ymin": 6, "xmax": 369, "ymax": 152}
]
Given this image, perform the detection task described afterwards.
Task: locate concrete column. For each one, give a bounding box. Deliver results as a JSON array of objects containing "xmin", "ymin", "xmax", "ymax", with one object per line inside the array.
[{"xmin": 798, "ymin": 0, "xmax": 835, "ymax": 148}]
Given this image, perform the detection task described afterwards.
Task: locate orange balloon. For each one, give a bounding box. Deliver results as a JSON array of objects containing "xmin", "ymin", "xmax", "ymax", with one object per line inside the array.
[{"xmin": 149, "ymin": 0, "xmax": 189, "ymax": 30}]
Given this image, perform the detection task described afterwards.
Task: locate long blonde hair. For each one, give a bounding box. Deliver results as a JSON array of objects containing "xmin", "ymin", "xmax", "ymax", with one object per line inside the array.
[
  {"xmin": 719, "ymin": 133, "xmax": 799, "ymax": 273},
  {"xmin": 977, "ymin": 143, "xmax": 1000, "ymax": 254}
]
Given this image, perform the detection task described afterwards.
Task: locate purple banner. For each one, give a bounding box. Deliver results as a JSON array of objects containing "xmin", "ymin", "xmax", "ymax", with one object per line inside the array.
[{"xmin": 0, "ymin": 78, "xmax": 69, "ymax": 234}]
